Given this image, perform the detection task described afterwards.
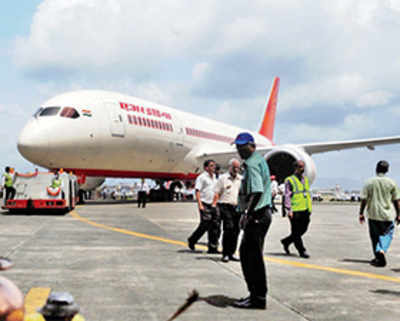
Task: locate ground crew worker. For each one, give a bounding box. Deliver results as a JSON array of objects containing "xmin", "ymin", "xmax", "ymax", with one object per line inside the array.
[
  {"xmin": 359, "ymin": 160, "xmax": 400, "ymax": 267},
  {"xmin": 3, "ymin": 166, "xmax": 16, "ymax": 201},
  {"xmin": 281, "ymin": 160, "xmax": 312, "ymax": 259},
  {"xmin": 25, "ymin": 292, "xmax": 85, "ymax": 321},
  {"xmin": 232, "ymin": 132, "xmax": 271, "ymax": 310},
  {"xmin": 211, "ymin": 158, "xmax": 242, "ymax": 263},
  {"xmin": 50, "ymin": 172, "xmax": 65, "ymax": 199},
  {"xmin": 187, "ymin": 159, "xmax": 220, "ymax": 253},
  {"xmin": 137, "ymin": 178, "xmax": 149, "ymax": 208}
]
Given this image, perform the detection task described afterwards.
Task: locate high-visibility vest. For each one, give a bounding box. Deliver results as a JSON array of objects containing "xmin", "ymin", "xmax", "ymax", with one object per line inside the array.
[
  {"xmin": 285, "ymin": 175, "xmax": 312, "ymax": 212},
  {"xmin": 51, "ymin": 179, "xmax": 61, "ymax": 189},
  {"xmin": 4, "ymin": 173, "xmax": 13, "ymax": 188}
]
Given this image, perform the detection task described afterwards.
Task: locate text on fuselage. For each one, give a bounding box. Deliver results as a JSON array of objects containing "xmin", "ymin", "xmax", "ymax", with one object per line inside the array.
[{"xmin": 119, "ymin": 102, "xmax": 172, "ymax": 120}]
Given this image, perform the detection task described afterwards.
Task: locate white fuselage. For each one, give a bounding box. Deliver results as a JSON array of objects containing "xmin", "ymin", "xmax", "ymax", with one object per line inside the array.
[{"xmin": 18, "ymin": 90, "xmax": 272, "ymax": 179}]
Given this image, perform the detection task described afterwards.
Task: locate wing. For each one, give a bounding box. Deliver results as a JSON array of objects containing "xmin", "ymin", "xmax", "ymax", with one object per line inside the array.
[{"xmin": 300, "ymin": 136, "xmax": 400, "ymax": 155}]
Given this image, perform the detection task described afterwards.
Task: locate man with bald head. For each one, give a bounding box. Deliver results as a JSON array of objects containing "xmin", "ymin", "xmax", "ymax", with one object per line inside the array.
[
  {"xmin": 281, "ymin": 160, "xmax": 313, "ymax": 258},
  {"xmin": 212, "ymin": 158, "xmax": 242, "ymax": 263}
]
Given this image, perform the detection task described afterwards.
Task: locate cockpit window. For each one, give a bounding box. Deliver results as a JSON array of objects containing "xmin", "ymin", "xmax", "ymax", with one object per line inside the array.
[
  {"xmin": 60, "ymin": 107, "xmax": 80, "ymax": 119},
  {"xmin": 39, "ymin": 107, "xmax": 61, "ymax": 117},
  {"xmin": 33, "ymin": 107, "xmax": 44, "ymax": 118}
]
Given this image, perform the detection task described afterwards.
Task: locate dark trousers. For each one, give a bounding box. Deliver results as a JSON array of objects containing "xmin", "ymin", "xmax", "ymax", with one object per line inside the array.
[
  {"xmin": 137, "ymin": 191, "xmax": 147, "ymax": 208},
  {"xmin": 368, "ymin": 219, "xmax": 395, "ymax": 257},
  {"xmin": 5, "ymin": 187, "xmax": 16, "ymax": 200},
  {"xmin": 188, "ymin": 203, "xmax": 221, "ymax": 251},
  {"xmin": 282, "ymin": 210, "xmax": 310, "ymax": 253},
  {"xmin": 219, "ymin": 203, "xmax": 240, "ymax": 257},
  {"xmin": 240, "ymin": 206, "xmax": 271, "ymax": 298}
]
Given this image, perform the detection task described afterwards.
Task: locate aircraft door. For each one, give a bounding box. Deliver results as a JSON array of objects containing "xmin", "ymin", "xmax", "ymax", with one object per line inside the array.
[
  {"xmin": 105, "ymin": 102, "xmax": 125, "ymax": 137},
  {"xmin": 169, "ymin": 115, "xmax": 190, "ymax": 168}
]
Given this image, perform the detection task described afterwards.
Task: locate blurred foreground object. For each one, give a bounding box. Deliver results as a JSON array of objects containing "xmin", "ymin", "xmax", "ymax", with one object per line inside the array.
[
  {"xmin": 0, "ymin": 275, "xmax": 24, "ymax": 321},
  {"xmin": 25, "ymin": 292, "xmax": 85, "ymax": 321},
  {"xmin": 166, "ymin": 289, "xmax": 199, "ymax": 321}
]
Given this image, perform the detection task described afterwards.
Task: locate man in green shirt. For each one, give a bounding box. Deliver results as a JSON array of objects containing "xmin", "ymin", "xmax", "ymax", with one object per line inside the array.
[
  {"xmin": 359, "ymin": 160, "xmax": 400, "ymax": 267},
  {"xmin": 232, "ymin": 132, "xmax": 271, "ymax": 310}
]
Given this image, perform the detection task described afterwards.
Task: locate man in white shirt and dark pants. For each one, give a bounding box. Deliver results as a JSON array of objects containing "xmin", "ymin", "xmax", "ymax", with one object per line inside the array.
[
  {"xmin": 188, "ymin": 160, "xmax": 219, "ymax": 253},
  {"xmin": 212, "ymin": 158, "xmax": 242, "ymax": 262}
]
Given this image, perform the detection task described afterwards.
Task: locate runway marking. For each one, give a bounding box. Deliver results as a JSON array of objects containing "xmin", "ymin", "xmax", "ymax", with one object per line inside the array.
[
  {"xmin": 70, "ymin": 210, "xmax": 400, "ymax": 284},
  {"xmin": 24, "ymin": 287, "xmax": 51, "ymax": 314}
]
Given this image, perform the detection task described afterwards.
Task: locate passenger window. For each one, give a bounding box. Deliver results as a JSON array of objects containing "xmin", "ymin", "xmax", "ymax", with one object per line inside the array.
[
  {"xmin": 33, "ymin": 107, "xmax": 43, "ymax": 118},
  {"xmin": 39, "ymin": 107, "xmax": 60, "ymax": 117},
  {"xmin": 60, "ymin": 107, "xmax": 80, "ymax": 119}
]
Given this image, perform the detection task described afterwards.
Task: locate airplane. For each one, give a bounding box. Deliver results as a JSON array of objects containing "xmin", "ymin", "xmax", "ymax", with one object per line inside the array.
[{"xmin": 17, "ymin": 77, "xmax": 400, "ymax": 192}]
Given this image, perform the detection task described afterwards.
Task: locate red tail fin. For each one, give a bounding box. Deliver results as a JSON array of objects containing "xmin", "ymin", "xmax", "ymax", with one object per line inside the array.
[{"xmin": 258, "ymin": 77, "xmax": 280, "ymax": 142}]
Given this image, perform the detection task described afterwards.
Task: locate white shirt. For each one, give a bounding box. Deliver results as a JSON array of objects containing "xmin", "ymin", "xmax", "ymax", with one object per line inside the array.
[
  {"xmin": 195, "ymin": 171, "xmax": 217, "ymax": 204},
  {"xmin": 214, "ymin": 172, "xmax": 242, "ymax": 206},
  {"xmin": 139, "ymin": 182, "xmax": 150, "ymax": 193},
  {"xmin": 271, "ymin": 180, "xmax": 279, "ymax": 196}
]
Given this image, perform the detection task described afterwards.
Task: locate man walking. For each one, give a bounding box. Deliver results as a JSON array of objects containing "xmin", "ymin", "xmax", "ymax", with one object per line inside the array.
[
  {"xmin": 281, "ymin": 160, "xmax": 312, "ymax": 258},
  {"xmin": 232, "ymin": 132, "xmax": 271, "ymax": 310},
  {"xmin": 188, "ymin": 160, "xmax": 220, "ymax": 253},
  {"xmin": 359, "ymin": 160, "xmax": 400, "ymax": 267},
  {"xmin": 281, "ymin": 160, "xmax": 312, "ymax": 259},
  {"xmin": 211, "ymin": 158, "xmax": 242, "ymax": 263}
]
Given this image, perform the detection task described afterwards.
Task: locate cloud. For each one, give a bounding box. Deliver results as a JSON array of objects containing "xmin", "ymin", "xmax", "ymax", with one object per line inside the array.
[{"xmin": 9, "ymin": 0, "xmax": 400, "ymax": 183}]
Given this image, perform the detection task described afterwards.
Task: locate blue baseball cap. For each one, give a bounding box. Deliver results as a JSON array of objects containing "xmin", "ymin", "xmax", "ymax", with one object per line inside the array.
[{"xmin": 232, "ymin": 132, "xmax": 255, "ymax": 145}]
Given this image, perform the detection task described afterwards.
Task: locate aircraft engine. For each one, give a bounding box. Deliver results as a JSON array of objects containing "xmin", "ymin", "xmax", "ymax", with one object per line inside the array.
[
  {"xmin": 79, "ymin": 177, "xmax": 105, "ymax": 191},
  {"xmin": 264, "ymin": 145, "xmax": 316, "ymax": 184}
]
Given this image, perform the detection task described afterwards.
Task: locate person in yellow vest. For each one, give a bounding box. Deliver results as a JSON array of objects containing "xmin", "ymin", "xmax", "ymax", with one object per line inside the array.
[
  {"xmin": 280, "ymin": 160, "xmax": 312, "ymax": 258},
  {"xmin": 49, "ymin": 172, "xmax": 65, "ymax": 199},
  {"xmin": 3, "ymin": 166, "xmax": 16, "ymax": 201}
]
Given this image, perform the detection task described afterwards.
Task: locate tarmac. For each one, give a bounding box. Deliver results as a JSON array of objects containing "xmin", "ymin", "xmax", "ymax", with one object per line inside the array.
[{"xmin": 1, "ymin": 201, "xmax": 400, "ymax": 321}]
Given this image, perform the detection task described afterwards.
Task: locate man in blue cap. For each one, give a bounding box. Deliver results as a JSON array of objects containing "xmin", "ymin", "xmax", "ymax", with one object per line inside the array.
[{"xmin": 232, "ymin": 132, "xmax": 272, "ymax": 310}]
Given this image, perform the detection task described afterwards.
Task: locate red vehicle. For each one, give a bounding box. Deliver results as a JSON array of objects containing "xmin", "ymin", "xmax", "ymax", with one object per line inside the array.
[{"xmin": 2, "ymin": 171, "xmax": 78, "ymax": 212}]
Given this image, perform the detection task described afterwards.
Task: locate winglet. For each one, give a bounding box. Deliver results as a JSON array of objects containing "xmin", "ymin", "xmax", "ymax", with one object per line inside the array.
[{"xmin": 258, "ymin": 77, "xmax": 280, "ymax": 141}]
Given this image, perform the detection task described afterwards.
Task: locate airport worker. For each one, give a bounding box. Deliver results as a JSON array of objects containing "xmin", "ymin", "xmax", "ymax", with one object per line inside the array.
[
  {"xmin": 51, "ymin": 172, "xmax": 62, "ymax": 189},
  {"xmin": 187, "ymin": 159, "xmax": 220, "ymax": 253},
  {"xmin": 25, "ymin": 292, "xmax": 85, "ymax": 321},
  {"xmin": 280, "ymin": 160, "xmax": 312, "ymax": 259},
  {"xmin": 232, "ymin": 132, "xmax": 271, "ymax": 310},
  {"xmin": 137, "ymin": 178, "xmax": 149, "ymax": 208},
  {"xmin": 359, "ymin": 160, "xmax": 400, "ymax": 267},
  {"xmin": 270, "ymin": 175, "xmax": 279, "ymax": 213},
  {"xmin": 3, "ymin": 166, "xmax": 16, "ymax": 200},
  {"xmin": 211, "ymin": 158, "xmax": 242, "ymax": 263}
]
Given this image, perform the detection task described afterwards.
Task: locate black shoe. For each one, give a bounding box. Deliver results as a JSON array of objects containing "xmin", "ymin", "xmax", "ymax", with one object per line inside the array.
[
  {"xmin": 371, "ymin": 253, "xmax": 386, "ymax": 267},
  {"xmin": 188, "ymin": 239, "xmax": 195, "ymax": 251},
  {"xmin": 233, "ymin": 297, "xmax": 266, "ymax": 309},
  {"xmin": 281, "ymin": 240, "xmax": 290, "ymax": 255},
  {"xmin": 207, "ymin": 248, "xmax": 220, "ymax": 254},
  {"xmin": 229, "ymin": 255, "xmax": 240, "ymax": 262},
  {"xmin": 376, "ymin": 251, "xmax": 387, "ymax": 267},
  {"xmin": 299, "ymin": 252, "xmax": 310, "ymax": 259},
  {"xmin": 221, "ymin": 255, "xmax": 229, "ymax": 262}
]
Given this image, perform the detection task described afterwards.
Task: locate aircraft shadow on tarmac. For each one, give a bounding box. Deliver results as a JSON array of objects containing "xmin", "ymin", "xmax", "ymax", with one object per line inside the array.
[
  {"xmin": 370, "ymin": 289, "xmax": 400, "ymax": 297},
  {"xmin": 0, "ymin": 210, "xmax": 67, "ymax": 216}
]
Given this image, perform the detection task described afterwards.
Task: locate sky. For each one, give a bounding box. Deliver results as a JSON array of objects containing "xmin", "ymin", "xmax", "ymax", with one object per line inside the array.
[{"xmin": 2, "ymin": 0, "xmax": 400, "ymax": 190}]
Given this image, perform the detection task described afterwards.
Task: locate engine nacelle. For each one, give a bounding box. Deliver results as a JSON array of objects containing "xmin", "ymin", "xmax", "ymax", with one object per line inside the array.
[
  {"xmin": 79, "ymin": 177, "xmax": 105, "ymax": 191},
  {"xmin": 264, "ymin": 145, "xmax": 316, "ymax": 185}
]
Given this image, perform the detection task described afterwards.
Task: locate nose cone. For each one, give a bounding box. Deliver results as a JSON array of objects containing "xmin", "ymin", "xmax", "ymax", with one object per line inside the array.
[{"xmin": 17, "ymin": 120, "xmax": 49, "ymax": 165}]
